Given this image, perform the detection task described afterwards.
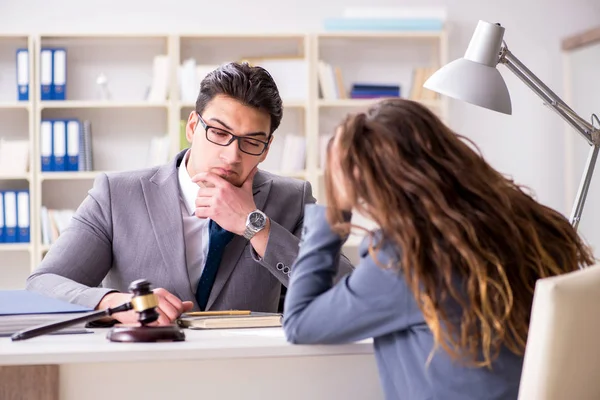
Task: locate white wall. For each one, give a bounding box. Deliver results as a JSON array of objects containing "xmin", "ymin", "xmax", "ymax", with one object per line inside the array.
[
  {"xmin": 565, "ymin": 42, "xmax": 600, "ymax": 254},
  {"xmin": 1, "ymin": 0, "xmax": 599, "ymax": 215}
]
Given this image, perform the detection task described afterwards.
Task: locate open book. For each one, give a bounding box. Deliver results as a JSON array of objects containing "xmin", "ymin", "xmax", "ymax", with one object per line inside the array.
[{"xmin": 177, "ymin": 312, "xmax": 282, "ymax": 330}]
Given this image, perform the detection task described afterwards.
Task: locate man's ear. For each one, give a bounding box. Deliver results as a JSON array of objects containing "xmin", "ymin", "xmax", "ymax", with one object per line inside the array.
[
  {"xmin": 185, "ymin": 111, "xmax": 199, "ymax": 144},
  {"xmin": 258, "ymin": 135, "xmax": 274, "ymax": 163}
]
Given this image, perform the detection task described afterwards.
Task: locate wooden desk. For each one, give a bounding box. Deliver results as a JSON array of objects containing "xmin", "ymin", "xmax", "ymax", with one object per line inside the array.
[{"xmin": 0, "ymin": 328, "xmax": 383, "ymax": 400}]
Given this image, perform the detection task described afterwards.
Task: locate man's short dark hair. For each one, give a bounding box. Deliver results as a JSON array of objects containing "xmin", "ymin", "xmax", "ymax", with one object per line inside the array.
[{"xmin": 196, "ymin": 62, "xmax": 283, "ymax": 135}]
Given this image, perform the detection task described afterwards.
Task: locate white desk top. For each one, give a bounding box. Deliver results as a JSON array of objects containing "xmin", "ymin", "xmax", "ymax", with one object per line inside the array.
[{"xmin": 0, "ymin": 328, "xmax": 374, "ymax": 366}]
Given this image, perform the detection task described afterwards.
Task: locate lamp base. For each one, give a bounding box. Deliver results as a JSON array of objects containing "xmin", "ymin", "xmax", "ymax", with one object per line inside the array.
[{"xmin": 106, "ymin": 325, "xmax": 186, "ymax": 342}]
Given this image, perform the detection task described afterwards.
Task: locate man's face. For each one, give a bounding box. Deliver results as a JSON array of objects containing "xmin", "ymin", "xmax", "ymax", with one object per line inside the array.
[{"xmin": 186, "ymin": 94, "xmax": 272, "ymax": 187}]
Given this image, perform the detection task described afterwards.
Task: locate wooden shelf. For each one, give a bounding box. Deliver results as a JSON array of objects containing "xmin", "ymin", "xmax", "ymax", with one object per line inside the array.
[
  {"xmin": 0, "ymin": 31, "xmax": 447, "ymax": 274},
  {"xmin": 178, "ymin": 100, "xmax": 307, "ymax": 109},
  {"xmin": 0, "ymin": 102, "xmax": 30, "ymax": 110},
  {"xmin": 317, "ymin": 31, "xmax": 444, "ymax": 39},
  {"xmin": 179, "ymin": 33, "xmax": 307, "ymax": 40},
  {"xmin": 0, "ymin": 243, "xmax": 32, "ymax": 252},
  {"xmin": 40, "ymin": 171, "xmax": 106, "ymax": 181},
  {"xmin": 40, "ymin": 101, "xmax": 169, "ymax": 109},
  {"xmin": 0, "ymin": 174, "xmax": 30, "ymax": 181},
  {"xmin": 318, "ymin": 98, "xmax": 441, "ymax": 108}
]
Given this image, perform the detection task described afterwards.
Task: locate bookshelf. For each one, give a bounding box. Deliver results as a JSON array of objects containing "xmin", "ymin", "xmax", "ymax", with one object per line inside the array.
[
  {"xmin": 313, "ymin": 31, "xmax": 448, "ymax": 248},
  {"xmin": 0, "ymin": 29, "xmax": 447, "ymax": 284},
  {"xmin": 0, "ymin": 34, "xmax": 35, "ymax": 289}
]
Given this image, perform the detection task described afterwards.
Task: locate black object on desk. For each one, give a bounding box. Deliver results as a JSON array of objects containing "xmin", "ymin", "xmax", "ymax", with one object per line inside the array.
[{"xmin": 10, "ymin": 279, "xmax": 185, "ymax": 343}]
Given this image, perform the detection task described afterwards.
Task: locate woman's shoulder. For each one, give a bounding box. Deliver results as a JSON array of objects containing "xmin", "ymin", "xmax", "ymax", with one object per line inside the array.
[{"xmin": 357, "ymin": 230, "xmax": 402, "ymax": 268}]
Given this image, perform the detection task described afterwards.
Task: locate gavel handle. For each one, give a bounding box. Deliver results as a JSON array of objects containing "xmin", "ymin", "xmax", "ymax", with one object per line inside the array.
[{"xmin": 11, "ymin": 302, "xmax": 133, "ymax": 341}]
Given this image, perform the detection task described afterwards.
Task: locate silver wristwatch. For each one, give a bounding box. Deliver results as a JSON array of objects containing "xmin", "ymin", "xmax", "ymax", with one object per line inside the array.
[{"xmin": 243, "ymin": 209, "xmax": 268, "ymax": 240}]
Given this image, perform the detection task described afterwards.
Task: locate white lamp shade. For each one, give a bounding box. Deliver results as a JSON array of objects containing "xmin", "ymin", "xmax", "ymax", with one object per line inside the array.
[
  {"xmin": 423, "ymin": 20, "xmax": 513, "ymax": 115},
  {"xmin": 423, "ymin": 58, "xmax": 512, "ymax": 115}
]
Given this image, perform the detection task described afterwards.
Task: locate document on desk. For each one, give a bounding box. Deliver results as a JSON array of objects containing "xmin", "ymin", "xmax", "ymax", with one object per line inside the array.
[
  {"xmin": 0, "ymin": 290, "xmax": 93, "ymax": 336},
  {"xmin": 178, "ymin": 312, "xmax": 282, "ymax": 330}
]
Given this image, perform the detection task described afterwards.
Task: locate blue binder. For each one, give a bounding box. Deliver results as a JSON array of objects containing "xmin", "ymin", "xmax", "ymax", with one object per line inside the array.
[
  {"xmin": 0, "ymin": 290, "xmax": 92, "ymax": 316},
  {"xmin": 66, "ymin": 119, "xmax": 80, "ymax": 171},
  {"xmin": 0, "ymin": 191, "xmax": 4, "ymax": 243},
  {"xmin": 52, "ymin": 120, "xmax": 66, "ymax": 171},
  {"xmin": 52, "ymin": 48, "xmax": 67, "ymax": 100},
  {"xmin": 16, "ymin": 191, "xmax": 30, "ymax": 243},
  {"xmin": 16, "ymin": 49, "xmax": 29, "ymax": 101},
  {"xmin": 3, "ymin": 191, "xmax": 17, "ymax": 243},
  {"xmin": 40, "ymin": 48, "xmax": 53, "ymax": 101},
  {"xmin": 40, "ymin": 120, "xmax": 53, "ymax": 172}
]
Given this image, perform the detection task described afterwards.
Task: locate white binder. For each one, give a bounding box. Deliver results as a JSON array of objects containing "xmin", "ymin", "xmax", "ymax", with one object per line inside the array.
[
  {"xmin": 4, "ymin": 191, "xmax": 17, "ymax": 243},
  {"xmin": 40, "ymin": 48, "xmax": 53, "ymax": 100},
  {"xmin": 52, "ymin": 120, "xmax": 66, "ymax": 171},
  {"xmin": 52, "ymin": 49, "xmax": 67, "ymax": 100},
  {"xmin": 17, "ymin": 191, "xmax": 29, "ymax": 243},
  {"xmin": 40, "ymin": 120, "xmax": 53, "ymax": 171},
  {"xmin": 16, "ymin": 49, "xmax": 29, "ymax": 101}
]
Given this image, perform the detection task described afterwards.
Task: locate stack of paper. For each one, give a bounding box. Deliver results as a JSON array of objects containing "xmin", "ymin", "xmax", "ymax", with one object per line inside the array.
[{"xmin": 178, "ymin": 312, "xmax": 282, "ymax": 330}]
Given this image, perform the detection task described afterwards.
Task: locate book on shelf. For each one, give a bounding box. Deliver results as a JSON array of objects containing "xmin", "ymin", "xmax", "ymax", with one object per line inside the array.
[
  {"xmin": 324, "ymin": 6, "xmax": 446, "ymax": 32},
  {"xmin": 342, "ymin": 6, "xmax": 447, "ymax": 20},
  {"xmin": 318, "ymin": 60, "xmax": 340, "ymax": 100},
  {"xmin": 409, "ymin": 66, "xmax": 439, "ymax": 101},
  {"xmin": 147, "ymin": 55, "xmax": 170, "ymax": 102},
  {"xmin": 280, "ymin": 133, "xmax": 306, "ymax": 173},
  {"xmin": 349, "ymin": 83, "xmax": 401, "ymax": 99},
  {"xmin": 0, "ymin": 190, "xmax": 30, "ymax": 243},
  {"xmin": 0, "ymin": 138, "xmax": 29, "ymax": 175},
  {"xmin": 39, "ymin": 47, "xmax": 67, "ymax": 101},
  {"xmin": 179, "ymin": 59, "xmax": 219, "ymax": 103},
  {"xmin": 16, "ymin": 48, "xmax": 29, "ymax": 101},
  {"xmin": 178, "ymin": 312, "xmax": 282, "ymax": 330},
  {"xmin": 40, "ymin": 207, "xmax": 74, "ymax": 246},
  {"xmin": 257, "ymin": 132, "xmax": 306, "ymax": 175},
  {"xmin": 40, "ymin": 119, "xmax": 93, "ymax": 172}
]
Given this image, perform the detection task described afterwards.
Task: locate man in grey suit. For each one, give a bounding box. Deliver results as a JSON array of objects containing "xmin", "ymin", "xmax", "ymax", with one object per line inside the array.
[{"xmin": 26, "ymin": 62, "xmax": 353, "ymax": 326}]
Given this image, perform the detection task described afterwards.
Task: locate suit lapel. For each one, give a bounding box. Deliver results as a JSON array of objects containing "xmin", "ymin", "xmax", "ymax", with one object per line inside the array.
[
  {"xmin": 140, "ymin": 151, "xmax": 194, "ymax": 302},
  {"xmin": 206, "ymin": 171, "xmax": 273, "ymax": 310}
]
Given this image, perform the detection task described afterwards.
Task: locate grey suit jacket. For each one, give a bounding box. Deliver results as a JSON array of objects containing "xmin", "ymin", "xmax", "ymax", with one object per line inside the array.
[{"xmin": 26, "ymin": 150, "xmax": 354, "ymax": 312}]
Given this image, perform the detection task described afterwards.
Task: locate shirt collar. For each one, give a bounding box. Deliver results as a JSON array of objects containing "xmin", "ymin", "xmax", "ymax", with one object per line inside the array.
[{"xmin": 178, "ymin": 150, "xmax": 198, "ymax": 216}]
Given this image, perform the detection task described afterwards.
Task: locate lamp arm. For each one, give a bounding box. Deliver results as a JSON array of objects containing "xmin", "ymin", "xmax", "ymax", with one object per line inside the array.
[
  {"xmin": 500, "ymin": 47, "xmax": 596, "ymax": 145},
  {"xmin": 499, "ymin": 46, "xmax": 600, "ymax": 235}
]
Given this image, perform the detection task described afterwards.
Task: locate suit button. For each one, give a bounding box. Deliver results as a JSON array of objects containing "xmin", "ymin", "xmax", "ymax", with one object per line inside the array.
[
  {"xmin": 276, "ymin": 262, "xmax": 284, "ymax": 270},
  {"xmin": 283, "ymin": 266, "xmax": 290, "ymax": 274}
]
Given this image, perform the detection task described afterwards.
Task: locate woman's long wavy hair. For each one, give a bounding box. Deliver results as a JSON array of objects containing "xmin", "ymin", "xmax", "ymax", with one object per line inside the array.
[{"xmin": 325, "ymin": 98, "xmax": 595, "ymax": 368}]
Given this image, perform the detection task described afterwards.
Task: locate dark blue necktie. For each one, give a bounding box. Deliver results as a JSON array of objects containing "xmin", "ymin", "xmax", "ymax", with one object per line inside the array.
[{"xmin": 195, "ymin": 220, "xmax": 234, "ymax": 311}]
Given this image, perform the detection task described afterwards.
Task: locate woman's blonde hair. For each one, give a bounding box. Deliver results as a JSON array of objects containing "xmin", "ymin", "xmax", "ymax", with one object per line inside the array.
[{"xmin": 325, "ymin": 98, "xmax": 595, "ymax": 368}]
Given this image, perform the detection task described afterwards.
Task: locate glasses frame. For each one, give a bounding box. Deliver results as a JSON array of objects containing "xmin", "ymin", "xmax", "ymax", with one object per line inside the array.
[{"xmin": 196, "ymin": 113, "xmax": 271, "ymax": 156}]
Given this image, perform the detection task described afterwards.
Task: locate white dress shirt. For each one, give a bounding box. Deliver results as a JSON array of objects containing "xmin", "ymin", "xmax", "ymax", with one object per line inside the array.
[{"xmin": 178, "ymin": 150, "xmax": 210, "ymax": 294}]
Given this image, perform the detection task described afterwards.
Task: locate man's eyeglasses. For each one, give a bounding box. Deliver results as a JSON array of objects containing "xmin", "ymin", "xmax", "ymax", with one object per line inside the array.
[{"xmin": 197, "ymin": 114, "xmax": 270, "ymax": 156}]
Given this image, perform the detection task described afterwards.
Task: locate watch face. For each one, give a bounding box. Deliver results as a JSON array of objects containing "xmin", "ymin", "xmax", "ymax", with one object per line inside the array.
[{"xmin": 250, "ymin": 211, "xmax": 266, "ymax": 228}]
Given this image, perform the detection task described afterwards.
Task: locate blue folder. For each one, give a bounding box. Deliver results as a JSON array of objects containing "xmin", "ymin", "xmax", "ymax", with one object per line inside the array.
[
  {"xmin": 16, "ymin": 48, "xmax": 29, "ymax": 101},
  {"xmin": 0, "ymin": 290, "xmax": 92, "ymax": 316}
]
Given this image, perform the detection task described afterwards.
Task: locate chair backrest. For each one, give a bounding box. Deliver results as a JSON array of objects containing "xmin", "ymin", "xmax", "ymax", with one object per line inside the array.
[{"xmin": 518, "ymin": 263, "xmax": 600, "ymax": 399}]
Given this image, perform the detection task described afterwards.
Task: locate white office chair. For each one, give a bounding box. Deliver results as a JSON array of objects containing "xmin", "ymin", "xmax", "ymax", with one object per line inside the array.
[{"xmin": 518, "ymin": 263, "xmax": 600, "ymax": 399}]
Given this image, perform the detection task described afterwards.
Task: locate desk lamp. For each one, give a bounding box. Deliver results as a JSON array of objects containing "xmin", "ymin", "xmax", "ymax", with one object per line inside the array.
[{"xmin": 424, "ymin": 20, "xmax": 600, "ymax": 233}]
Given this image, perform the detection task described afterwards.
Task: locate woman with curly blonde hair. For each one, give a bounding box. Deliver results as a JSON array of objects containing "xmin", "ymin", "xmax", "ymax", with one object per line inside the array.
[{"xmin": 283, "ymin": 98, "xmax": 594, "ymax": 400}]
